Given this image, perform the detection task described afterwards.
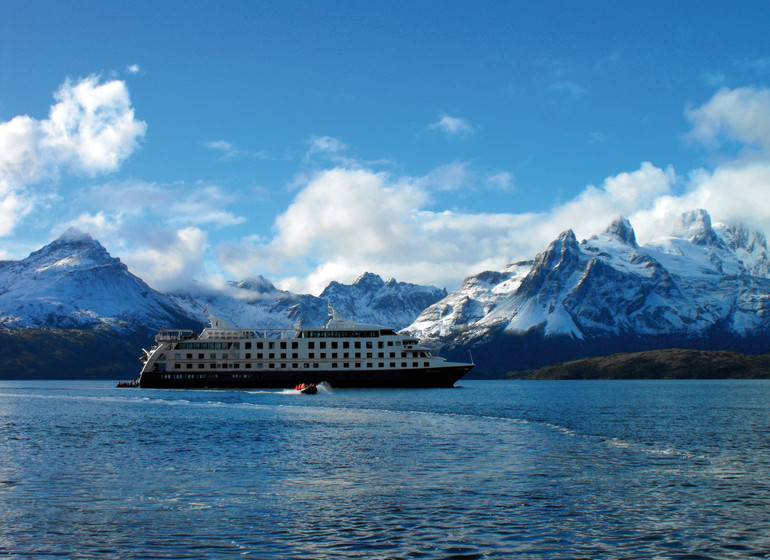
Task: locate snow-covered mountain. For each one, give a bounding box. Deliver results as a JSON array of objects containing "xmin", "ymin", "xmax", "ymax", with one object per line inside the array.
[
  {"xmin": 168, "ymin": 272, "xmax": 447, "ymax": 331},
  {"xmin": 0, "ymin": 228, "xmax": 193, "ymax": 331},
  {"xmin": 405, "ymin": 210, "xmax": 770, "ymax": 373},
  {"xmin": 0, "ymin": 231, "xmax": 448, "ymax": 378}
]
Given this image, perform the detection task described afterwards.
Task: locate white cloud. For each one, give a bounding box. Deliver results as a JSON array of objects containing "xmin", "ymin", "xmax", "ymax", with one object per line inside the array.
[
  {"xmin": 305, "ymin": 135, "xmax": 351, "ymax": 164},
  {"xmin": 686, "ymin": 86, "xmax": 770, "ymax": 151},
  {"xmin": 41, "ymin": 76, "xmax": 147, "ymax": 175},
  {"xmin": 429, "ymin": 114, "xmax": 475, "ymax": 136},
  {"xmin": 126, "ymin": 64, "xmax": 140, "ymax": 75},
  {"xmin": 121, "ymin": 227, "xmax": 208, "ymax": 292},
  {"xmin": 0, "ymin": 75, "xmax": 146, "ymax": 237},
  {"xmin": 204, "ymin": 139, "xmax": 268, "ymax": 160}
]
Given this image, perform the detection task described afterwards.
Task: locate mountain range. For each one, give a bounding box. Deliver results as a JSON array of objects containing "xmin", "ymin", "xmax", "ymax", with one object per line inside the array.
[
  {"xmin": 404, "ymin": 209, "xmax": 770, "ymax": 373},
  {"xmin": 2, "ymin": 209, "xmax": 770, "ymax": 379}
]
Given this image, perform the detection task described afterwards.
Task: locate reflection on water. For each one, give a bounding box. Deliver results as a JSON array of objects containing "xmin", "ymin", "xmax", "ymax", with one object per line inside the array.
[{"xmin": 0, "ymin": 380, "xmax": 769, "ymax": 558}]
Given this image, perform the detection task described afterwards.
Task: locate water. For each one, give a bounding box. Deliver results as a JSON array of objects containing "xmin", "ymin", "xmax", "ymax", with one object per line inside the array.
[{"xmin": 1, "ymin": 379, "xmax": 769, "ymax": 559}]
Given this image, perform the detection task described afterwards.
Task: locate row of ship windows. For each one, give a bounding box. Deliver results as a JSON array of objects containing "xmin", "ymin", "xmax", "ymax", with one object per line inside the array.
[
  {"xmin": 159, "ymin": 372, "xmax": 378, "ymax": 380},
  {"xmin": 171, "ymin": 361, "xmax": 431, "ymax": 370},
  {"xmin": 171, "ymin": 351, "xmax": 428, "ymax": 360},
  {"xmin": 177, "ymin": 340, "xmax": 403, "ymax": 351}
]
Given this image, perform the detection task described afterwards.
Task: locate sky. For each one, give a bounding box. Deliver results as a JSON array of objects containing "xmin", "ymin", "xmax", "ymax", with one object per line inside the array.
[{"xmin": 2, "ymin": 1, "xmax": 770, "ymax": 295}]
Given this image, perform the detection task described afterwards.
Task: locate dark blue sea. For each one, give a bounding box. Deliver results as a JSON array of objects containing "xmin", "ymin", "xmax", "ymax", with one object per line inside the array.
[{"xmin": 1, "ymin": 379, "xmax": 769, "ymax": 559}]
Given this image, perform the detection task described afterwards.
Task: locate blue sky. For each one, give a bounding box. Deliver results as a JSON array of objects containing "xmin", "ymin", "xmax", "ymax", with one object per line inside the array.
[{"xmin": 2, "ymin": 1, "xmax": 770, "ymax": 294}]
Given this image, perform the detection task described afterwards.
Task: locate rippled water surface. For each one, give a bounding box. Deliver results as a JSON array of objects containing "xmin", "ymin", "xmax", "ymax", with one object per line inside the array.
[{"xmin": 1, "ymin": 379, "xmax": 769, "ymax": 559}]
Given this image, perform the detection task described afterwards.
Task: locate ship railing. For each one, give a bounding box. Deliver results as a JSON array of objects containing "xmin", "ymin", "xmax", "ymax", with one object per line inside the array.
[{"xmin": 156, "ymin": 329, "xmax": 196, "ymax": 342}]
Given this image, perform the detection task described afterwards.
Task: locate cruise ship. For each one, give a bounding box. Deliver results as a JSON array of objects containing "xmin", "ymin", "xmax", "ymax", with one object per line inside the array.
[{"xmin": 138, "ymin": 308, "xmax": 474, "ymax": 389}]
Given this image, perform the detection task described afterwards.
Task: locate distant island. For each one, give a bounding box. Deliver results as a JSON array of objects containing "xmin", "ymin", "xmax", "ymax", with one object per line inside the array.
[{"xmin": 505, "ymin": 349, "xmax": 770, "ymax": 380}]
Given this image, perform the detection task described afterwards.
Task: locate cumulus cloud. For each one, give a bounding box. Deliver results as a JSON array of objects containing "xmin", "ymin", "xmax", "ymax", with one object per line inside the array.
[
  {"xmin": 0, "ymin": 75, "xmax": 146, "ymax": 236},
  {"xmin": 686, "ymin": 86, "xmax": 770, "ymax": 151},
  {"xmin": 120, "ymin": 227, "xmax": 209, "ymax": 292},
  {"xmin": 219, "ymin": 161, "xmax": 678, "ymax": 294},
  {"xmin": 429, "ymin": 114, "xmax": 475, "ymax": 136}
]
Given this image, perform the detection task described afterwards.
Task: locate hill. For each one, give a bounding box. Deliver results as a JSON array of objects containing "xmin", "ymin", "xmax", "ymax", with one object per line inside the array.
[{"xmin": 505, "ymin": 348, "xmax": 770, "ymax": 380}]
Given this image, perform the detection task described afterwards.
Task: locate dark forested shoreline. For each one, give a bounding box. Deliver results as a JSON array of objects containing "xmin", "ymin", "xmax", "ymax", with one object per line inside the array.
[{"xmin": 506, "ymin": 349, "xmax": 770, "ymax": 380}]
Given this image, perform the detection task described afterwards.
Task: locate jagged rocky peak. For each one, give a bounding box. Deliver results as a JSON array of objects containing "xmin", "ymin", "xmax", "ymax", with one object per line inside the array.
[
  {"xmin": 235, "ymin": 276, "xmax": 279, "ymax": 294},
  {"xmin": 354, "ymin": 272, "xmax": 386, "ymax": 288},
  {"xmin": 25, "ymin": 227, "xmax": 118, "ymax": 270},
  {"xmin": 596, "ymin": 216, "xmax": 638, "ymax": 247},
  {"xmin": 718, "ymin": 220, "xmax": 769, "ymax": 253},
  {"xmin": 672, "ymin": 209, "xmax": 723, "ymax": 247}
]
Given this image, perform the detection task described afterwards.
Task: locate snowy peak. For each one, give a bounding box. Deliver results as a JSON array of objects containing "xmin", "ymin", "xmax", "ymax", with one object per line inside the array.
[
  {"xmin": 24, "ymin": 228, "xmax": 122, "ymax": 274},
  {"xmin": 233, "ymin": 276, "xmax": 280, "ymax": 295},
  {"xmin": 594, "ymin": 216, "xmax": 638, "ymax": 247},
  {"xmin": 353, "ymin": 272, "xmax": 386, "ymax": 290},
  {"xmin": 716, "ymin": 221, "xmax": 770, "ymax": 278},
  {"xmin": 672, "ymin": 209, "xmax": 725, "ymax": 248}
]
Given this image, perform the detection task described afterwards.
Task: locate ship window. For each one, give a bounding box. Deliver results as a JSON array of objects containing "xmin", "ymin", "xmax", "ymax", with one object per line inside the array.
[
  {"xmin": 198, "ymin": 364, "xmax": 204, "ymax": 369},
  {"xmin": 366, "ymin": 363, "xmax": 373, "ymax": 368},
  {"xmin": 366, "ymin": 352, "xmax": 372, "ymax": 358},
  {"xmin": 331, "ymin": 341, "xmax": 338, "ymax": 349},
  {"xmin": 269, "ymin": 353, "xmax": 275, "ymax": 359},
  {"xmin": 268, "ymin": 363, "xmax": 275, "ymax": 369},
  {"xmin": 175, "ymin": 354, "xmax": 181, "ymax": 359},
  {"xmin": 234, "ymin": 363, "xmax": 240, "ymax": 369},
  {"xmin": 304, "ymin": 363, "xmax": 309, "ymax": 368},
  {"xmin": 174, "ymin": 363, "xmax": 180, "ymax": 369},
  {"xmin": 257, "ymin": 353, "xmax": 263, "ymax": 359},
  {"xmin": 378, "ymin": 363, "xmax": 384, "ymax": 368},
  {"xmin": 292, "ymin": 342, "xmax": 298, "ymax": 349},
  {"xmin": 257, "ymin": 364, "xmax": 263, "ymax": 369},
  {"xmin": 355, "ymin": 352, "xmax": 361, "ymax": 358},
  {"xmin": 309, "ymin": 353, "xmax": 314, "ymax": 359},
  {"xmin": 269, "ymin": 342, "xmax": 275, "ymax": 350},
  {"xmin": 387, "ymin": 341, "xmax": 393, "ymax": 346},
  {"xmin": 245, "ymin": 342, "xmax": 252, "ymax": 350},
  {"xmin": 245, "ymin": 353, "xmax": 251, "ymax": 359},
  {"xmin": 378, "ymin": 342, "xmax": 384, "ymax": 349},
  {"xmin": 402, "ymin": 362, "xmax": 407, "ymax": 367},
  {"xmin": 198, "ymin": 353, "xmax": 204, "ymax": 359},
  {"xmin": 424, "ymin": 362, "xmax": 430, "ymax": 367},
  {"xmin": 343, "ymin": 352, "xmax": 349, "ymax": 358},
  {"xmin": 378, "ymin": 353, "xmax": 384, "ymax": 358},
  {"xmin": 223, "ymin": 353, "xmax": 228, "ymax": 359},
  {"xmin": 320, "ymin": 353, "xmax": 326, "ymax": 359},
  {"xmin": 187, "ymin": 353, "xmax": 192, "ymax": 359},
  {"xmin": 245, "ymin": 363, "xmax": 251, "ymax": 369},
  {"xmin": 313, "ymin": 363, "xmax": 319, "ymax": 368},
  {"xmin": 292, "ymin": 363, "xmax": 299, "ymax": 369},
  {"xmin": 355, "ymin": 362, "xmax": 361, "ymax": 368},
  {"xmin": 320, "ymin": 342, "xmax": 326, "ymax": 349},
  {"xmin": 395, "ymin": 341, "xmax": 401, "ymax": 346},
  {"xmin": 390, "ymin": 352, "xmax": 395, "ymax": 358},
  {"xmin": 281, "ymin": 363, "xmax": 287, "ymax": 369},
  {"xmin": 308, "ymin": 342, "xmax": 315, "ymax": 349},
  {"xmin": 413, "ymin": 362, "xmax": 418, "ymax": 367},
  {"xmin": 233, "ymin": 342, "xmax": 240, "ymax": 349},
  {"xmin": 390, "ymin": 362, "xmax": 395, "ymax": 368},
  {"xmin": 221, "ymin": 364, "xmax": 227, "ymax": 369},
  {"xmin": 280, "ymin": 353, "xmax": 287, "ymax": 359},
  {"xmin": 257, "ymin": 342, "xmax": 263, "ymax": 349},
  {"xmin": 280, "ymin": 342, "xmax": 287, "ymax": 349},
  {"xmin": 355, "ymin": 342, "xmax": 361, "ymax": 349},
  {"xmin": 366, "ymin": 341, "xmax": 373, "ymax": 349},
  {"xmin": 332, "ymin": 353, "xmax": 338, "ymax": 359},
  {"xmin": 292, "ymin": 353, "xmax": 298, "ymax": 359},
  {"xmin": 343, "ymin": 341, "xmax": 349, "ymax": 349},
  {"xmin": 331, "ymin": 363, "xmax": 338, "ymax": 368}
]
